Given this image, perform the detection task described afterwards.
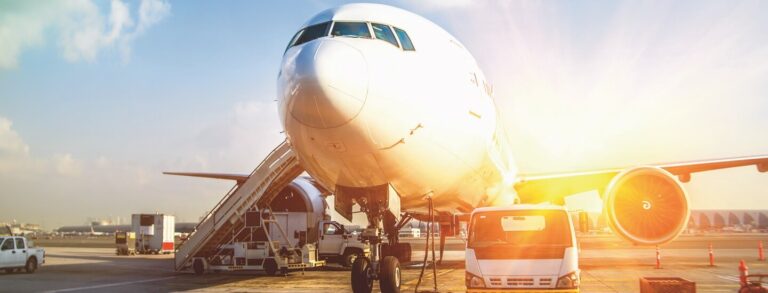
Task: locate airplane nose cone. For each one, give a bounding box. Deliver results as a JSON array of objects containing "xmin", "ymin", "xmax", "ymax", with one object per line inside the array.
[{"xmin": 288, "ymin": 40, "xmax": 368, "ymax": 129}]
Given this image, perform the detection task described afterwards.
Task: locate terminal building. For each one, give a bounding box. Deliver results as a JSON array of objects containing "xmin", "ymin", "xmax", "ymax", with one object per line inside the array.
[
  {"xmin": 56, "ymin": 222, "xmax": 198, "ymax": 235},
  {"xmin": 687, "ymin": 210, "xmax": 768, "ymax": 231},
  {"xmin": 574, "ymin": 210, "xmax": 768, "ymax": 233}
]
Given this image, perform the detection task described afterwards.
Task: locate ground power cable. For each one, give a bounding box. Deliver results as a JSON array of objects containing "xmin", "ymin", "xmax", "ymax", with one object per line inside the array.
[{"xmin": 414, "ymin": 197, "xmax": 438, "ymax": 292}]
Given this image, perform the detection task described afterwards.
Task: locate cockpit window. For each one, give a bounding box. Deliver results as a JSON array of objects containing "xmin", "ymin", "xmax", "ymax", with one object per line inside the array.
[
  {"xmin": 393, "ymin": 27, "xmax": 415, "ymax": 51},
  {"xmin": 331, "ymin": 22, "xmax": 371, "ymax": 39},
  {"xmin": 287, "ymin": 21, "xmax": 331, "ymax": 50},
  {"xmin": 371, "ymin": 23, "xmax": 399, "ymax": 47}
]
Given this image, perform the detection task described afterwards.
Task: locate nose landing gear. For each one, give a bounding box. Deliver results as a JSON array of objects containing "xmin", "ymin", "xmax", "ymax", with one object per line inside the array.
[
  {"xmin": 351, "ymin": 221, "xmax": 406, "ymax": 293},
  {"xmin": 342, "ymin": 184, "xmax": 414, "ymax": 293}
]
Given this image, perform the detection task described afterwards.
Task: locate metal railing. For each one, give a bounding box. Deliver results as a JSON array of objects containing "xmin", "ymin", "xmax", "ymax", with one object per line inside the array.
[{"xmin": 174, "ymin": 140, "xmax": 303, "ymax": 270}]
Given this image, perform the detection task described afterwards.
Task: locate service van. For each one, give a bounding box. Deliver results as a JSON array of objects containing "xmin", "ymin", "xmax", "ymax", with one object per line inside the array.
[{"xmin": 465, "ymin": 205, "xmax": 579, "ymax": 292}]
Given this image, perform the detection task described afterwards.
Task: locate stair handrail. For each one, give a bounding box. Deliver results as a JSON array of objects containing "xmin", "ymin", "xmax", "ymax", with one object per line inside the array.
[{"xmin": 182, "ymin": 140, "xmax": 291, "ymax": 245}]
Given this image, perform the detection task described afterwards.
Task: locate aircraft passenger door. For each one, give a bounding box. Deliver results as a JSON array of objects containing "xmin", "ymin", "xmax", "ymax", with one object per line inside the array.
[
  {"xmin": 318, "ymin": 222, "xmax": 344, "ymax": 254},
  {"xmin": 0, "ymin": 239, "xmax": 13, "ymax": 268}
]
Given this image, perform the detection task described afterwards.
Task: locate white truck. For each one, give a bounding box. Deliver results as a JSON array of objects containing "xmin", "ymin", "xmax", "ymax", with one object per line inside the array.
[
  {"xmin": 132, "ymin": 214, "xmax": 175, "ymax": 254},
  {"xmin": 0, "ymin": 236, "xmax": 45, "ymax": 274},
  {"xmin": 183, "ymin": 177, "xmax": 369, "ymax": 275},
  {"xmin": 464, "ymin": 205, "xmax": 580, "ymax": 292},
  {"xmin": 316, "ymin": 220, "xmax": 368, "ymax": 267},
  {"xmin": 197, "ymin": 210, "xmax": 368, "ymax": 275}
]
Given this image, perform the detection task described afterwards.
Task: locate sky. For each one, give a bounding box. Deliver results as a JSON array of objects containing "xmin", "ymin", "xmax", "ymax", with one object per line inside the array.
[{"xmin": 1, "ymin": 0, "xmax": 767, "ymax": 229}]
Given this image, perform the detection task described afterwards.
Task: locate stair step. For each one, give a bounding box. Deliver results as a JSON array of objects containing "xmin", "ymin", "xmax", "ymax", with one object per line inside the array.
[{"xmin": 173, "ymin": 140, "xmax": 304, "ymax": 270}]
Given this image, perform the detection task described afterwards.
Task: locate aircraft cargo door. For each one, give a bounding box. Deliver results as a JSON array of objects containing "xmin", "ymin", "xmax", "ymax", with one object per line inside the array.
[{"xmin": 269, "ymin": 214, "xmax": 289, "ymax": 247}]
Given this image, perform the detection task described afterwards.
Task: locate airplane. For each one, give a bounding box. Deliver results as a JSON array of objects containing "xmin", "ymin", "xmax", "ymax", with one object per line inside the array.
[
  {"xmin": 166, "ymin": 3, "xmax": 768, "ymax": 293},
  {"xmin": 89, "ymin": 225, "xmax": 106, "ymax": 236}
]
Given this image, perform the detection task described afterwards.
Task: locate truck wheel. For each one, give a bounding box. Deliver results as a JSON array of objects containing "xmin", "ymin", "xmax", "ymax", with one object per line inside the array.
[
  {"xmin": 341, "ymin": 250, "xmax": 360, "ymax": 268},
  {"xmin": 25, "ymin": 257, "xmax": 38, "ymax": 274},
  {"xmin": 379, "ymin": 256, "xmax": 401, "ymax": 293},
  {"xmin": 192, "ymin": 259, "xmax": 205, "ymax": 275},
  {"xmin": 351, "ymin": 256, "xmax": 373, "ymax": 293},
  {"xmin": 263, "ymin": 259, "xmax": 277, "ymax": 276}
]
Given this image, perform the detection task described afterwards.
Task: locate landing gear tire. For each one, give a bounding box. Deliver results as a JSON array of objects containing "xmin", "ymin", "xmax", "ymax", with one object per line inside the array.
[
  {"xmin": 341, "ymin": 250, "xmax": 360, "ymax": 268},
  {"xmin": 351, "ymin": 256, "xmax": 373, "ymax": 293},
  {"xmin": 263, "ymin": 259, "xmax": 278, "ymax": 276},
  {"xmin": 379, "ymin": 256, "xmax": 401, "ymax": 293},
  {"xmin": 25, "ymin": 258, "xmax": 37, "ymax": 274},
  {"xmin": 193, "ymin": 258, "xmax": 205, "ymax": 275}
]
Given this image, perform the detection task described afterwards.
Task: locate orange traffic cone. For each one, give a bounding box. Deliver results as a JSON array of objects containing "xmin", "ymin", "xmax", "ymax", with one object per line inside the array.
[{"xmin": 739, "ymin": 259, "xmax": 748, "ymax": 287}]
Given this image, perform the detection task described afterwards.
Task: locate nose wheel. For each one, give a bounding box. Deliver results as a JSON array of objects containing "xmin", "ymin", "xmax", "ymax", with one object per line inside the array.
[
  {"xmin": 351, "ymin": 255, "xmax": 402, "ymax": 293},
  {"xmin": 351, "ymin": 256, "xmax": 374, "ymax": 293},
  {"xmin": 379, "ymin": 256, "xmax": 402, "ymax": 293}
]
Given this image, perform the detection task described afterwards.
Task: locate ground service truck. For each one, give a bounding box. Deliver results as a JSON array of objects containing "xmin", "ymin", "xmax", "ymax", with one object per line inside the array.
[
  {"xmin": 465, "ymin": 205, "xmax": 580, "ymax": 292},
  {"xmin": 0, "ymin": 236, "xmax": 44, "ymax": 274},
  {"xmin": 132, "ymin": 214, "xmax": 175, "ymax": 254},
  {"xmin": 188, "ymin": 177, "xmax": 369, "ymax": 275}
]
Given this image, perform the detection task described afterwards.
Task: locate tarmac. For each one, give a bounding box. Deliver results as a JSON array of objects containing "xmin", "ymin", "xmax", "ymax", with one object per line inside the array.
[{"xmin": 2, "ymin": 234, "xmax": 767, "ymax": 292}]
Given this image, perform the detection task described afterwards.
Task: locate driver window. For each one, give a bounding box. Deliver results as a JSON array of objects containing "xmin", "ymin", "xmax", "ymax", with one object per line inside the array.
[
  {"xmin": 323, "ymin": 223, "xmax": 344, "ymax": 235},
  {"xmin": 332, "ymin": 224, "xmax": 344, "ymax": 235},
  {"xmin": 322, "ymin": 223, "xmax": 334, "ymax": 235},
  {"xmin": 1, "ymin": 239, "xmax": 13, "ymax": 250}
]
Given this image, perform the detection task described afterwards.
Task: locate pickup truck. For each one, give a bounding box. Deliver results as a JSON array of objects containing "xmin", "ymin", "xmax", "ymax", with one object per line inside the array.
[
  {"xmin": 316, "ymin": 220, "xmax": 369, "ymax": 267},
  {"xmin": 0, "ymin": 236, "xmax": 45, "ymax": 274}
]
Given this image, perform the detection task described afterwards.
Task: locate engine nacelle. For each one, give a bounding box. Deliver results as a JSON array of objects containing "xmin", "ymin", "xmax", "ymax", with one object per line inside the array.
[{"xmin": 604, "ymin": 167, "xmax": 690, "ymax": 246}]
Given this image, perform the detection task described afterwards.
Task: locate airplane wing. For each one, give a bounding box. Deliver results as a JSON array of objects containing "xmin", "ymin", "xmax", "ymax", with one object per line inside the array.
[
  {"xmin": 514, "ymin": 155, "xmax": 768, "ymax": 204},
  {"xmin": 163, "ymin": 172, "xmax": 250, "ymax": 184}
]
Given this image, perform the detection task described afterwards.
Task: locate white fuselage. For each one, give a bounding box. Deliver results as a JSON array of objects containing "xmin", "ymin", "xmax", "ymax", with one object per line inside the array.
[{"xmin": 277, "ymin": 4, "xmax": 515, "ymax": 213}]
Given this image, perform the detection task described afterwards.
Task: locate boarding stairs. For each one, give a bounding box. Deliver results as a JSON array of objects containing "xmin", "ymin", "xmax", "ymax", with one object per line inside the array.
[{"xmin": 174, "ymin": 140, "xmax": 304, "ymax": 271}]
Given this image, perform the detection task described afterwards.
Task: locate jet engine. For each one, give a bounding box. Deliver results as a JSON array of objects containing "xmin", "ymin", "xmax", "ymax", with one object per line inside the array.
[{"xmin": 603, "ymin": 167, "xmax": 690, "ymax": 246}]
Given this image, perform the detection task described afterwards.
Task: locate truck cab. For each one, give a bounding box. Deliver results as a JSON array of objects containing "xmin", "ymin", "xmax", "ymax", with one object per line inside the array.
[
  {"xmin": 0, "ymin": 236, "xmax": 45, "ymax": 274},
  {"xmin": 465, "ymin": 205, "xmax": 579, "ymax": 292},
  {"xmin": 317, "ymin": 220, "xmax": 369, "ymax": 267}
]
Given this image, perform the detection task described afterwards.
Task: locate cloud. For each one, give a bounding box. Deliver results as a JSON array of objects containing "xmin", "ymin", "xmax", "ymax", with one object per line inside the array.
[
  {"xmin": 54, "ymin": 153, "xmax": 82, "ymax": 177},
  {"xmin": 0, "ymin": 117, "xmax": 30, "ymax": 156},
  {"xmin": 0, "ymin": 117, "xmax": 34, "ymax": 174},
  {"xmin": 119, "ymin": 0, "xmax": 170, "ymax": 61},
  {"xmin": 168, "ymin": 100, "xmax": 284, "ymax": 173},
  {"xmin": 0, "ymin": 116, "xmax": 84, "ymax": 177},
  {"xmin": 0, "ymin": 0, "xmax": 171, "ymax": 69}
]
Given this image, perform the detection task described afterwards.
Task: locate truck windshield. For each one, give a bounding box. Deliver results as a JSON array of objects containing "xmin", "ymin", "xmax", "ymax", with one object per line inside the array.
[{"xmin": 469, "ymin": 210, "xmax": 572, "ymax": 248}]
